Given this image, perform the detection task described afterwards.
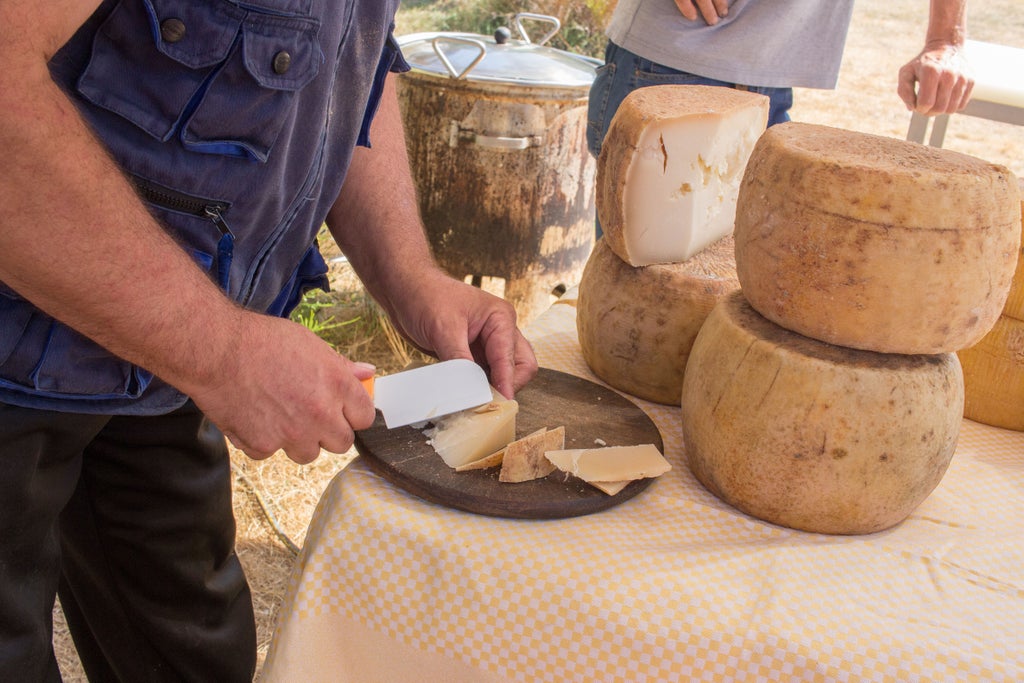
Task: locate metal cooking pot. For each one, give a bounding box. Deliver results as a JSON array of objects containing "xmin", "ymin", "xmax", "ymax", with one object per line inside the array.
[{"xmin": 396, "ymin": 14, "xmax": 599, "ymax": 324}]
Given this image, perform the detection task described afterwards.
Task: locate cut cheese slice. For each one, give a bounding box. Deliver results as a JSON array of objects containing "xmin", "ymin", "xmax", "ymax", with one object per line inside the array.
[
  {"xmin": 957, "ymin": 314, "xmax": 1024, "ymax": 431},
  {"xmin": 577, "ymin": 235, "xmax": 739, "ymax": 405},
  {"xmin": 681, "ymin": 291, "xmax": 964, "ymax": 535},
  {"xmin": 735, "ymin": 122, "xmax": 1021, "ymax": 354},
  {"xmin": 499, "ymin": 426, "xmax": 564, "ymax": 483},
  {"xmin": 544, "ymin": 444, "xmax": 670, "ymax": 483},
  {"xmin": 424, "ymin": 388, "xmax": 518, "ymax": 468},
  {"xmin": 588, "ymin": 480, "xmax": 631, "ymax": 496},
  {"xmin": 1002, "ymin": 185, "xmax": 1024, "ymax": 321},
  {"xmin": 597, "ymin": 85, "xmax": 768, "ymax": 266},
  {"xmin": 454, "ymin": 448, "xmax": 506, "ymax": 472}
]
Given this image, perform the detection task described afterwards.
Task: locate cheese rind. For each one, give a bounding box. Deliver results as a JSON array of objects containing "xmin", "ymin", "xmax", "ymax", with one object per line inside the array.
[
  {"xmin": 1002, "ymin": 187, "xmax": 1024, "ymax": 321},
  {"xmin": 957, "ymin": 314, "xmax": 1024, "ymax": 431},
  {"xmin": 498, "ymin": 427, "xmax": 563, "ymax": 483},
  {"xmin": 544, "ymin": 444, "xmax": 671, "ymax": 482},
  {"xmin": 424, "ymin": 389, "xmax": 518, "ymax": 468},
  {"xmin": 577, "ymin": 236, "xmax": 739, "ymax": 405},
  {"xmin": 681, "ymin": 292, "xmax": 963, "ymax": 535},
  {"xmin": 735, "ymin": 122, "xmax": 1021, "ymax": 354},
  {"xmin": 597, "ymin": 85, "xmax": 768, "ymax": 266}
]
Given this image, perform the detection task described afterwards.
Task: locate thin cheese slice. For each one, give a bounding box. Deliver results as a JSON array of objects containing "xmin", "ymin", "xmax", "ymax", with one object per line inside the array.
[
  {"xmin": 499, "ymin": 426, "xmax": 564, "ymax": 483},
  {"xmin": 454, "ymin": 448, "xmax": 506, "ymax": 472},
  {"xmin": 424, "ymin": 388, "xmax": 518, "ymax": 468},
  {"xmin": 597, "ymin": 85, "xmax": 769, "ymax": 266},
  {"xmin": 589, "ymin": 480, "xmax": 631, "ymax": 496},
  {"xmin": 544, "ymin": 444, "xmax": 670, "ymax": 483}
]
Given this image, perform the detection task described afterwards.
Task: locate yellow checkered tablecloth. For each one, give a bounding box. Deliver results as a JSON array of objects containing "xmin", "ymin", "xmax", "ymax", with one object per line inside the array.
[{"xmin": 261, "ymin": 294, "xmax": 1024, "ymax": 683}]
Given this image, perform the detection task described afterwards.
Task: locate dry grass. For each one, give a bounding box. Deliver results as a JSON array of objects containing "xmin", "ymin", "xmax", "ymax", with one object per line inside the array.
[{"xmin": 54, "ymin": 1, "xmax": 1022, "ymax": 680}]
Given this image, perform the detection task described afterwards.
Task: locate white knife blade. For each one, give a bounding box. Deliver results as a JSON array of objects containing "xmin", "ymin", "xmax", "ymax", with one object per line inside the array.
[{"xmin": 372, "ymin": 359, "xmax": 493, "ymax": 429}]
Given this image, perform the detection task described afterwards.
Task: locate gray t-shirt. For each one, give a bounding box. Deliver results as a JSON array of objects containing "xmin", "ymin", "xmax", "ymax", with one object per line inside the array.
[{"xmin": 607, "ymin": 0, "xmax": 856, "ymax": 89}]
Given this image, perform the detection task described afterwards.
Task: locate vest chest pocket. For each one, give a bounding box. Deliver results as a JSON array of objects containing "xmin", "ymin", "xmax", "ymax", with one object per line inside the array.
[{"xmin": 78, "ymin": 0, "xmax": 323, "ymax": 162}]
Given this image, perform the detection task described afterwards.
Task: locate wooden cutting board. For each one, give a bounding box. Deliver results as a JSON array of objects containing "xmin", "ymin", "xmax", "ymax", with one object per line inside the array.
[{"xmin": 354, "ymin": 367, "xmax": 665, "ymax": 519}]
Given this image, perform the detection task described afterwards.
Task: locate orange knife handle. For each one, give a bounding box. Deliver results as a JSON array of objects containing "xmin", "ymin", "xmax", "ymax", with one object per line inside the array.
[{"xmin": 360, "ymin": 376, "xmax": 375, "ymax": 400}]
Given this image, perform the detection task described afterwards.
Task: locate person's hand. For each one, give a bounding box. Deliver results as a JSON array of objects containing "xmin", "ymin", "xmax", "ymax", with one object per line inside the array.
[
  {"xmin": 186, "ymin": 311, "xmax": 377, "ymax": 464},
  {"xmin": 674, "ymin": 0, "xmax": 729, "ymax": 25},
  {"xmin": 384, "ymin": 269, "xmax": 538, "ymax": 400},
  {"xmin": 897, "ymin": 43, "xmax": 974, "ymax": 115}
]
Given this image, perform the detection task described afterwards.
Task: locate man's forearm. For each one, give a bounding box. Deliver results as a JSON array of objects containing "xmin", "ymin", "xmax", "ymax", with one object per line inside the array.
[
  {"xmin": 924, "ymin": 0, "xmax": 967, "ymax": 48},
  {"xmin": 325, "ymin": 75, "xmax": 441, "ymax": 317},
  {"xmin": 0, "ymin": 8, "xmax": 241, "ymax": 394}
]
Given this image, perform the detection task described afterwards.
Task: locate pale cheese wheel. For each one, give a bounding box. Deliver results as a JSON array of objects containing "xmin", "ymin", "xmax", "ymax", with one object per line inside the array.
[
  {"xmin": 957, "ymin": 314, "xmax": 1024, "ymax": 431},
  {"xmin": 735, "ymin": 122, "xmax": 1021, "ymax": 354},
  {"xmin": 597, "ymin": 85, "xmax": 768, "ymax": 266},
  {"xmin": 681, "ymin": 291, "xmax": 963, "ymax": 535},
  {"xmin": 1001, "ymin": 183, "xmax": 1024, "ymax": 320},
  {"xmin": 577, "ymin": 236, "xmax": 739, "ymax": 405}
]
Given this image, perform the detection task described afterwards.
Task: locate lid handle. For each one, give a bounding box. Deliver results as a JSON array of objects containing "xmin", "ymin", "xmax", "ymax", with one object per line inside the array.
[
  {"xmin": 430, "ymin": 36, "xmax": 488, "ymax": 80},
  {"xmin": 514, "ymin": 12, "xmax": 561, "ymax": 46}
]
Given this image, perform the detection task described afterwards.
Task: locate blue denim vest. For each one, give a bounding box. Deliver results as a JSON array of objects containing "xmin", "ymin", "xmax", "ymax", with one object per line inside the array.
[{"xmin": 0, "ymin": 0, "xmax": 406, "ymax": 414}]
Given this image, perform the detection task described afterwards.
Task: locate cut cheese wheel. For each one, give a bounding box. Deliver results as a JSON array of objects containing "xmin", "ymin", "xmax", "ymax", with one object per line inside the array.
[
  {"xmin": 577, "ymin": 235, "xmax": 739, "ymax": 405},
  {"xmin": 597, "ymin": 85, "xmax": 768, "ymax": 266},
  {"xmin": 544, "ymin": 444, "xmax": 671, "ymax": 482},
  {"xmin": 424, "ymin": 389, "xmax": 518, "ymax": 468},
  {"xmin": 957, "ymin": 314, "xmax": 1024, "ymax": 431},
  {"xmin": 735, "ymin": 122, "xmax": 1021, "ymax": 354},
  {"xmin": 1002, "ymin": 183, "xmax": 1024, "ymax": 321},
  {"xmin": 681, "ymin": 291, "xmax": 963, "ymax": 535}
]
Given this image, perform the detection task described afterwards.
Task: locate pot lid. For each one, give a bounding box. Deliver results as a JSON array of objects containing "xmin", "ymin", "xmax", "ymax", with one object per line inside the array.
[{"xmin": 397, "ymin": 24, "xmax": 599, "ymax": 89}]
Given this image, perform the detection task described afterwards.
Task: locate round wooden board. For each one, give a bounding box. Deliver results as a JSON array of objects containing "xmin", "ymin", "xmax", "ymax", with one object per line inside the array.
[{"xmin": 354, "ymin": 367, "xmax": 665, "ymax": 519}]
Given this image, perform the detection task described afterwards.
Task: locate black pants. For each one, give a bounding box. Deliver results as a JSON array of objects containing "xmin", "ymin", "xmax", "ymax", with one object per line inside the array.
[{"xmin": 0, "ymin": 401, "xmax": 256, "ymax": 682}]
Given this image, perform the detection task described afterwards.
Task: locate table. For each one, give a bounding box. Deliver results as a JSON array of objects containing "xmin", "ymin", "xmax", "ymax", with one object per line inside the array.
[
  {"xmin": 261, "ymin": 292, "xmax": 1024, "ymax": 682},
  {"xmin": 907, "ymin": 40, "xmax": 1024, "ymax": 147}
]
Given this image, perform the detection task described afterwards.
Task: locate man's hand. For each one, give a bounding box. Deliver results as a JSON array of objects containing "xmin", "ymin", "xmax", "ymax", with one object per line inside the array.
[
  {"xmin": 384, "ymin": 269, "xmax": 538, "ymax": 401},
  {"xmin": 897, "ymin": 43, "xmax": 974, "ymax": 114},
  {"xmin": 185, "ymin": 311, "xmax": 378, "ymax": 464},
  {"xmin": 674, "ymin": 0, "xmax": 729, "ymax": 25}
]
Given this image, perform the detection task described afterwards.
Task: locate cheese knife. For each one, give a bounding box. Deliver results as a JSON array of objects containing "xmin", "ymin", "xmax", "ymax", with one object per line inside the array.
[{"xmin": 362, "ymin": 358, "xmax": 494, "ymax": 429}]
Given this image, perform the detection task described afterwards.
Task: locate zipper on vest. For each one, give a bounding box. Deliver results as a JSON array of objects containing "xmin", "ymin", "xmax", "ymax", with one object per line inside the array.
[{"xmin": 131, "ymin": 177, "xmax": 235, "ymax": 293}]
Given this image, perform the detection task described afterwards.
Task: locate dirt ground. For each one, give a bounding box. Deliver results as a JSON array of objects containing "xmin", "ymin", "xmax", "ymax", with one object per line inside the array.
[{"xmin": 53, "ymin": 1, "xmax": 1023, "ymax": 680}]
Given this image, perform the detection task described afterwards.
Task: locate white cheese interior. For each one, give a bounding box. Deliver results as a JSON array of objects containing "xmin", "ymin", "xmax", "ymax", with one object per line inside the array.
[{"xmin": 622, "ymin": 109, "xmax": 763, "ymax": 265}]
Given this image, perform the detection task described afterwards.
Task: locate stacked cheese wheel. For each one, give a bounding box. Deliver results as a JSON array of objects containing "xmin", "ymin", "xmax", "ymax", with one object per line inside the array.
[
  {"xmin": 577, "ymin": 85, "xmax": 769, "ymax": 405},
  {"xmin": 956, "ymin": 181, "xmax": 1024, "ymax": 431},
  {"xmin": 682, "ymin": 123, "xmax": 1021, "ymax": 534}
]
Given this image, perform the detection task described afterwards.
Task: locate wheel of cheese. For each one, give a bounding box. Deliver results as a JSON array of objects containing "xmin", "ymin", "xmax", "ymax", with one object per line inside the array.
[
  {"xmin": 597, "ymin": 84, "xmax": 768, "ymax": 266},
  {"xmin": 681, "ymin": 291, "xmax": 964, "ymax": 535},
  {"xmin": 735, "ymin": 122, "xmax": 1021, "ymax": 354},
  {"xmin": 1002, "ymin": 184, "xmax": 1024, "ymax": 320},
  {"xmin": 957, "ymin": 314, "xmax": 1024, "ymax": 431},
  {"xmin": 577, "ymin": 236, "xmax": 739, "ymax": 405}
]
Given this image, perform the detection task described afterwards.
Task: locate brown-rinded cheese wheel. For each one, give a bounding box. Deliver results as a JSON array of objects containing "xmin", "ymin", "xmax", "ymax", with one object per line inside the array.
[
  {"xmin": 597, "ymin": 85, "xmax": 768, "ymax": 266},
  {"xmin": 1002, "ymin": 181, "xmax": 1024, "ymax": 320},
  {"xmin": 957, "ymin": 314, "xmax": 1024, "ymax": 431},
  {"xmin": 735, "ymin": 122, "xmax": 1020, "ymax": 354},
  {"xmin": 577, "ymin": 236, "xmax": 739, "ymax": 405},
  {"xmin": 681, "ymin": 291, "xmax": 963, "ymax": 535}
]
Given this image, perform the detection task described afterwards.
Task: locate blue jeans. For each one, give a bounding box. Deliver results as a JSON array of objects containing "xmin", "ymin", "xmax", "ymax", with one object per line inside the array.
[{"xmin": 587, "ymin": 41, "xmax": 794, "ymax": 237}]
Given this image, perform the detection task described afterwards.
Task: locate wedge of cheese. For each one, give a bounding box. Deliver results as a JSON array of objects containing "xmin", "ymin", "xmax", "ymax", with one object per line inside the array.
[
  {"xmin": 424, "ymin": 389, "xmax": 518, "ymax": 469},
  {"xmin": 499, "ymin": 426, "xmax": 564, "ymax": 483},
  {"xmin": 597, "ymin": 84, "xmax": 768, "ymax": 266},
  {"xmin": 735, "ymin": 122, "xmax": 1021, "ymax": 354},
  {"xmin": 544, "ymin": 444, "xmax": 670, "ymax": 485},
  {"xmin": 957, "ymin": 314, "xmax": 1024, "ymax": 431},
  {"xmin": 577, "ymin": 235, "xmax": 739, "ymax": 405},
  {"xmin": 681, "ymin": 291, "xmax": 963, "ymax": 535}
]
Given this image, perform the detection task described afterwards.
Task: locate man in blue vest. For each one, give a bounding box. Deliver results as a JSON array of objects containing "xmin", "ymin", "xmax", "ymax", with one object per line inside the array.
[{"xmin": 0, "ymin": 1, "xmax": 538, "ymax": 680}]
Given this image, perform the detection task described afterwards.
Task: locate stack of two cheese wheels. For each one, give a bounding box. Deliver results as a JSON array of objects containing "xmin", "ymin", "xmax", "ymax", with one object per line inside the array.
[
  {"xmin": 956, "ymin": 179, "xmax": 1024, "ymax": 431},
  {"xmin": 681, "ymin": 123, "xmax": 1021, "ymax": 534},
  {"xmin": 577, "ymin": 85, "xmax": 770, "ymax": 405}
]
